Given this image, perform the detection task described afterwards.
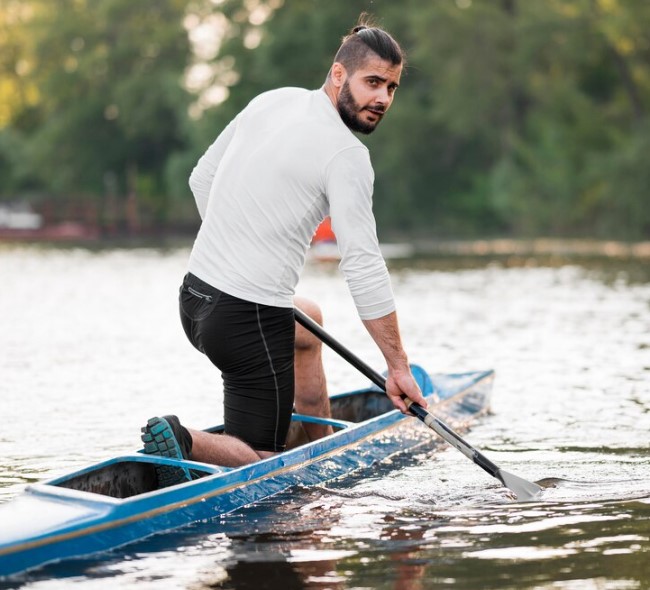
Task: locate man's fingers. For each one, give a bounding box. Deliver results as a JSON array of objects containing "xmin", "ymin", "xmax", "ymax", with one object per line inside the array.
[
  {"xmin": 416, "ymin": 393, "xmax": 428, "ymax": 409},
  {"xmin": 388, "ymin": 373, "xmax": 430, "ymax": 412},
  {"xmin": 389, "ymin": 394, "xmax": 408, "ymax": 414}
]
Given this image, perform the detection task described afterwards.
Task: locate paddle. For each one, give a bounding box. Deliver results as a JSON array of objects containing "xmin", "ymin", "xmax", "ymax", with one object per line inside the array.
[{"xmin": 294, "ymin": 307, "xmax": 543, "ymax": 501}]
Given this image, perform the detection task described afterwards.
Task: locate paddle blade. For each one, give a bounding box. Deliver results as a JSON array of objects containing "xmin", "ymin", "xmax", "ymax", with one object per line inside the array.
[{"xmin": 497, "ymin": 469, "xmax": 543, "ymax": 501}]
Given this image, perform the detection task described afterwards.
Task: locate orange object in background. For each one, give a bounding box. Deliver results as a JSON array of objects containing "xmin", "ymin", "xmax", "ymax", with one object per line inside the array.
[{"xmin": 312, "ymin": 217, "xmax": 336, "ymax": 243}]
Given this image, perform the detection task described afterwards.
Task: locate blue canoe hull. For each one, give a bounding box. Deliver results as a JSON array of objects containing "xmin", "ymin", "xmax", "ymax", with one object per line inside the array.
[{"xmin": 0, "ymin": 369, "xmax": 493, "ymax": 577}]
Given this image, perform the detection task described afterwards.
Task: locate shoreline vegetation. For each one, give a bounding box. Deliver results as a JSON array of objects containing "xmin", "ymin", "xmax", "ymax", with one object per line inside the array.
[
  {"xmin": 1, "ymin": 230, "xmax": 649, "ymax": 261},
  {"xmin": 414, "ymin": 238, "xmax": 650, "ymax": 260}
]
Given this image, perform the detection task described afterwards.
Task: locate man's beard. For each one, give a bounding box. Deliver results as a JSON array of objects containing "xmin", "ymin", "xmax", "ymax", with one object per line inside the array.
[{"xmin": 337, "ymin": 81, "xmax": 384, "ymax": 135}]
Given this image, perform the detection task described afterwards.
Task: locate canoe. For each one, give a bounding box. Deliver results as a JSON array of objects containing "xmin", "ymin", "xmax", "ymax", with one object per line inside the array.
[{"xmin": 0, "ymin": 367, "xmax": 494, "ymax": 577}]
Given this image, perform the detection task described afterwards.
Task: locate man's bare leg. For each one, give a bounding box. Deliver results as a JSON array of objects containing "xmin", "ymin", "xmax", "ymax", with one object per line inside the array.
[
  {"xmin": 293, "ymin": 297, "xmax": 333, "ymax": 441},
  {"xmin": 188, "ymin": 429, "xmax": 275, "ymax": 467}
]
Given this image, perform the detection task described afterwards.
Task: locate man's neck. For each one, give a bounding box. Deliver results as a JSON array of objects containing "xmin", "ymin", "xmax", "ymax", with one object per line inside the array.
[{"xmin": 322, "ymin": 78, "xmax": 339, "ymax": 109}]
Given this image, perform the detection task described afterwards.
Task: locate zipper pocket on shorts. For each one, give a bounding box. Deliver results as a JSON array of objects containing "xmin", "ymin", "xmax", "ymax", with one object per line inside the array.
[{"xmin": 187, "ymin": 286, "xmax": 214, "ymax": 303}]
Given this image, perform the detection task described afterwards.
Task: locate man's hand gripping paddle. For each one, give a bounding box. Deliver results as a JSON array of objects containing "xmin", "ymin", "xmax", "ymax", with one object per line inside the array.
[{"xmin": 294, "ymin": 307, "xmax": 542, "ymax": 501}]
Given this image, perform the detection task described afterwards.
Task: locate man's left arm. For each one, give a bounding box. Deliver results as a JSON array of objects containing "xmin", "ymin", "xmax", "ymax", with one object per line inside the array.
[
  {"xmin": 327, "ymin": 147, "xmax": 394, "ymax": 318},
  {"xmin": 326, "ymin": 148, "xmax": 427, "ymax": 412}
]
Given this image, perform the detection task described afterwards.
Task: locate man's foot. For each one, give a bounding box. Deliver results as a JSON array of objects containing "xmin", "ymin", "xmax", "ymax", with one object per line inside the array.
[{"xmin": 141, "ymin": 415, "xmax": 193, "ymax": 488}]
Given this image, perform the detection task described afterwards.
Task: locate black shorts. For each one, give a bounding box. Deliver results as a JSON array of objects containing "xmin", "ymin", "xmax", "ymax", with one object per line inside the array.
[{"xmin": 179, "ymin": 273, "xmax": 295, "ymax": 452}]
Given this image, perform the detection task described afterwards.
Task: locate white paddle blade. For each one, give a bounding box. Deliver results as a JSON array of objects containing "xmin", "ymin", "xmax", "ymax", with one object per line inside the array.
[{"xmin": 498, "ymin": 469, "xmax": 543, "ymax": 501}]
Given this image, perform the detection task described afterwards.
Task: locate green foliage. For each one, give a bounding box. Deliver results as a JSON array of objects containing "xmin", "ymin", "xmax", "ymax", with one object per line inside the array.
[
  {"xmin": 1, "ymin": 0, "xmax": 649, "ymax": 237},
  {"xmin": 0, "ymin": 0, "xmax": 192, "ymax": 226}
]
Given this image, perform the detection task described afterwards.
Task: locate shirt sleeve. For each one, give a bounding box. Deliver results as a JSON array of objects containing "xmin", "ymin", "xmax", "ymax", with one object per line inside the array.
[
  {"xmin": 325, "ymin": 146, "xmax": 395, "ymax": 320},
  {"xmin": 188, "ymin": 116, "xmax": 238, "ymax": 219}
]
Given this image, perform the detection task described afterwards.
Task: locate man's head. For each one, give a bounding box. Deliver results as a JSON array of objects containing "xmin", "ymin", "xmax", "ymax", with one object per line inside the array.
[{"xmin": 325, "ymin": 20, "xmax": 404, "ymax": 135}]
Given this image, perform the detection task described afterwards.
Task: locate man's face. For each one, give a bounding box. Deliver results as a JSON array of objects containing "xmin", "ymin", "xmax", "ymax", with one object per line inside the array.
[{"xmin": 336, "ymin": 56, "xmax": 402, "ymax": 135}]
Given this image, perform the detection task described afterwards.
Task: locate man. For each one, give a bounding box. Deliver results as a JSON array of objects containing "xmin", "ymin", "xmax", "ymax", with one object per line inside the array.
[{"xmin": 141, "ymin": 20, "xmax": 428, "ymax": 487}]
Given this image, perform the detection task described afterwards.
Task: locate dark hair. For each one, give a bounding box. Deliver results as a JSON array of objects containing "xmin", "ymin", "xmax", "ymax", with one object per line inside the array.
[{"xmin": 333, "ymin": 16, "xmax": 404, "ymax": 74}]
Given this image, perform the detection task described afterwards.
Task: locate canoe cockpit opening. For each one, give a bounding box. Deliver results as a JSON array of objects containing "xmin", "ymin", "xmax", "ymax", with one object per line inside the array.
[
  {"xmin": 330, "ymin": 390, "xmax": 394, "ymax": 422},
  {"xmin": 285, "ymin": 390, "xmax": 394, "ymax": 449},
  {"xmin": 52, "ymin": 458, "xmax": 215, "ymax": 499}
]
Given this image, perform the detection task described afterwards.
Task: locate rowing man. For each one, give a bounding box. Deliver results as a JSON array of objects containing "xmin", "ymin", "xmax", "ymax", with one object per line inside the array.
[{"xmin": 141, "ymin": 17, "xmax": 428, "ymax": 486}]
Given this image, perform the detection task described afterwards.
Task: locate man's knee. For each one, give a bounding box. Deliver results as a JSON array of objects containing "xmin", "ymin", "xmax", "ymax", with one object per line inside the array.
[
  {"xmin": 294, "ymin": 297, "xmax": 323, "ymax": 351},
  {"xmin": 294, "ymin": 296, "xmax": 322, "ymax": 324}
]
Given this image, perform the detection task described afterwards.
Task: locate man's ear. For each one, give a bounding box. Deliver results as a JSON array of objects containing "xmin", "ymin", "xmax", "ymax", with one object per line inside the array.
[{"xmin": 330, "ymin": 62, "xmax": 347, "ymax": 88}]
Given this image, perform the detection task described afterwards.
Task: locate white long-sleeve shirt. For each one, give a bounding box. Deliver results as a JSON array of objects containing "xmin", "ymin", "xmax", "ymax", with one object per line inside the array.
[{"xmin": 187, "ymin": 87, "xmax": 395, "ymax": 320}]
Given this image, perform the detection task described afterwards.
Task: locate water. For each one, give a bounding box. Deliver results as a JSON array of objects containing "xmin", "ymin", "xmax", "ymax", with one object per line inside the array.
[{"xmin": 1, "ymin": 245, "xmax": 649, "ymax": 589}]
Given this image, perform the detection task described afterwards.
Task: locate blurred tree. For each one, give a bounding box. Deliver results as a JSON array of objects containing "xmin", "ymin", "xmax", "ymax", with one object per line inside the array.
[
  {"xmin": 0, "ymin": 2, "xmax": 42, "ymax": 195},
  {"xmin": 1, "ymin": 0, "xmax": 649, "ymax": 238},
  {"xmin": 372, "ymin": 0, "xmax": 650, "ymax": 238},
  {"xmin": 1, "ymin": 0, "xmax": 193, "ymax": 231},
  {"xmin": 481, "ymin": 0, "xmax": 650, "ymax": 237}
]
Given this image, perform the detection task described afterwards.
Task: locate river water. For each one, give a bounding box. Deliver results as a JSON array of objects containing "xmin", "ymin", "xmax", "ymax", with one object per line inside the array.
[{"xmin": 1, "ymin": 245, "xmax": 649, "ymax": 589}]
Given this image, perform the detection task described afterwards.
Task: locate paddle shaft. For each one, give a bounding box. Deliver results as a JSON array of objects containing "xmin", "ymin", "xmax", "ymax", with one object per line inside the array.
[{"xmin": 293, "ymin": 307, "xmax": 501, "ymax": 479}]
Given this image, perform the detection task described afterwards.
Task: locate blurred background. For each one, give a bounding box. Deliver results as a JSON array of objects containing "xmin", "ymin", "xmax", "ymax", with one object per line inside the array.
[{"xmin": 1, "ymin": 0, "xmax": 649, "ymax": 246}]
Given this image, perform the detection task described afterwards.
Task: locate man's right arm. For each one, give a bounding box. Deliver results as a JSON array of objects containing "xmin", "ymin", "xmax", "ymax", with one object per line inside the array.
[
  {"xmin": 362, "ymin": 311, "xmax": 428, "ymax": 413},
  {"xmin": 188, "ymin": 117, "xmax": 238, "ymax": 219}
]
